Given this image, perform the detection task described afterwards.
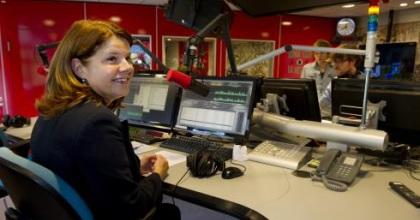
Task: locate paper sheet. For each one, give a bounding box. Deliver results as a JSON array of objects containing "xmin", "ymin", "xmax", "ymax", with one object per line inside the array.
[
  {"xmin": 132, "ymin": 141, "xmax": 158, "ymax": 154},
  {"xmin": 155, "ymin": 150, "xmax": 186, "ymax": 167}
]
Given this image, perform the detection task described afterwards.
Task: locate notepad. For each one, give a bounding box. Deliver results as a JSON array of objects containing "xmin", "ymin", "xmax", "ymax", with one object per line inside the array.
[
  {"xmin": 132, "ymin": 141, "xmax": 158, "ymax": 154},
  {"xmin": 155, "ymin": 150, "xmax": 186, "ymax": 167}
]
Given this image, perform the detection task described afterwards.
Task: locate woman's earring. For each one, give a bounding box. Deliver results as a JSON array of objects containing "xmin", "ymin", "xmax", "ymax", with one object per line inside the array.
[{"xmin": 81, "ymin": 78, "xmax": 89, "ymax": 85}]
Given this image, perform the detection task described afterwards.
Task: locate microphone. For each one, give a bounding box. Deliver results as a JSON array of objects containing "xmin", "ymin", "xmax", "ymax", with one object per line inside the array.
[
  {"xmin": 36, "ymin": 66, "xmax": 48, "ymax": 76},
  {"xmin": 166, "ymin": 69, "xmax": 210, "ymax": 97},
  {"xmin": 131, "ymin": 39, "xmax": 210, "ymax": 97}
]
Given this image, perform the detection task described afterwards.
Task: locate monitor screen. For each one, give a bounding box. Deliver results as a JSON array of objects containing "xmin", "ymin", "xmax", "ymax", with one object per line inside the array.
[
  {"xmin": 260, "ymin": 78, "xmax": 321, "ymax": 122},
  {"xmin": 365, "ymin": 42, "xmax": 417, "ymax": 80},
  {"xmin": 332, "ymin": 78, "xmax": 420, "ymax": 145},
  {"xmin": 174, "ymin": 77, "xmax": 256, "ymax": 142},
  {"xmin": 119, "ymin": 74, "xmax": 180, "ymax": 131}
]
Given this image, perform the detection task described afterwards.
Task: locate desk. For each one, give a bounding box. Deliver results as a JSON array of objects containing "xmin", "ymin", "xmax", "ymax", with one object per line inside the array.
[
  {"xmin": 2, "ymin": 117, "xmax": 37, "ymax": 141},
  {"xmin": 156, "ymin": 148, "xmax": 420, "ymax": 220}
]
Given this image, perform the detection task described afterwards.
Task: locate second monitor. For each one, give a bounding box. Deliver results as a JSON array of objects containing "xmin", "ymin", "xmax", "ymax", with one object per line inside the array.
[
  {"xmin": 260, "ymin": 78, "xmax": 321, "ymax": 122},
  {"xmin": 119, "ymin": 73, "xmax": 180, "ymax": 131},
  {"xmin": 174, "ymin": 77, "xmax": 257, "ymax": 143}
]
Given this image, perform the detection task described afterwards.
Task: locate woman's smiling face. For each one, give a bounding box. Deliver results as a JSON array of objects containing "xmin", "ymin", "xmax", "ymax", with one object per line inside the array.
[{"xmin": 76, "ymin": 36, "xmax": 134, "ymax": 104}]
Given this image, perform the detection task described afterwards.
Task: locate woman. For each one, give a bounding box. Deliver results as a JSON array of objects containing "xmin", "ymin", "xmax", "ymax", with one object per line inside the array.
[{"xmin": 31, "ymin": 20, "xmax": 171, "ymax": 219}]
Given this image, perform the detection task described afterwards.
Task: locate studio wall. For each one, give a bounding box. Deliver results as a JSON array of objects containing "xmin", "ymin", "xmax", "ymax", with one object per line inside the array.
[{"xmin": 0, "ymin": 0, "xmax": 337, "ymax": 117}]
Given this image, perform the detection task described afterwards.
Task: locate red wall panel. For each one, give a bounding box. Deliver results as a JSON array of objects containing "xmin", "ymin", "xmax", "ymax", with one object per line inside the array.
[
  {"xmin": 0, "ymin": 3, "xmax": 5, "ymax": 119},
  {"xmin": 86, "ymin": 3, "xmax": 156, "ymax": 35},
  {"xmin": 222, "ymin": 11, "xmax": 281, "ymax": 76},
  {"xmin": 279, "ymin": 15, "xmax": 337, "ymax": 78},
  {"xmin": 0, "ymin": 1, "xmax": 337, "ymax": 116},
  {"xmin": 0, "ymin": 0, "xmax": 84, "ymax": 117}
]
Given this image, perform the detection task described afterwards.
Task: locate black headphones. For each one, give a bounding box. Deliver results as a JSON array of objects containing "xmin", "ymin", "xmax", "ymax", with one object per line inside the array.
[
  {"xmin": 2, "ymin": 115, "xmax": 31, "ymax": 128},
  {"xmin": 187, "ymin": 150, "xmax": 225, "ymax": 178}
]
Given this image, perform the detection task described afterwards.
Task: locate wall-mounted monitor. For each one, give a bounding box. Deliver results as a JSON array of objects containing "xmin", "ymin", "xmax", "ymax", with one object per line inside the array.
[{"xmin": 363, "ymin": 42, "xmax": 417, "ymax": 80}]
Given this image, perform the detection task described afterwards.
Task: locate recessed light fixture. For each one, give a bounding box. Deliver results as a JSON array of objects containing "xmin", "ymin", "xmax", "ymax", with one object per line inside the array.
[
  {"xmin": 414, "ymin": 0, "xmax": 420, "ymax": 4},
  {"xmin": 281, "ymin": 21, "xmax": 292, "ymax": 26},
  {"xmin": 342, "ymin": 4, "xmax": 355, "ymax": 8},
  {"xmin": 261, "ymin": 32, "xmax": 270, "ymax": 38},
  {"xmin": 43, "ymin": 19, "xmax": 56, "ymax": 27},
  {"xmin": 109, "ymin": 16, "xmax": 122, "ymax": 23},
  {"xmin": 400, "ymin": 2, "xmax": 408, "ymax": 7}
]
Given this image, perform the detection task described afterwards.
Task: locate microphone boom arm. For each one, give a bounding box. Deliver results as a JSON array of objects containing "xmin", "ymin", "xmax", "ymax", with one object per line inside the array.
[
  {"xmin": 184, "ymin": 12, "xmax": 237, "ymax": 74},
  {"xmin": 133, "ymin": 39, "xmax": 169, "ymax": 73},
  {"xmin": 253, "ymin": 109, "xmax": 388, "ymax": 151},
  {"xmin": 36, "ymin": 42, "xmax": 60, "ymax": 68}
]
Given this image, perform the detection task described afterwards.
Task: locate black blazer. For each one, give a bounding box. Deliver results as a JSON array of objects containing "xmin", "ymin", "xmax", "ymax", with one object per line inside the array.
[{"xmin": 31, "ymin": 102, "xmax": 162, "ymax": 220}]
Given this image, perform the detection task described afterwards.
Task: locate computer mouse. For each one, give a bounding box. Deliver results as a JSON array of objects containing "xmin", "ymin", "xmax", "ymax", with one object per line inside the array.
[{"xmin": 222, "ymin": 167, "xmax": 244, "ymax": 179}]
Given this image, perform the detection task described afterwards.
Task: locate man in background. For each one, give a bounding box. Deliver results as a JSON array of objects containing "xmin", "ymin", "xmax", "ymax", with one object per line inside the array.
[
  {"xmin": 301, "ymin": 39, "xmax": 336, "ymax": 99},
  {"xmin": 319, "ymin": 43, "xmax": 363, "ymax": 118}
]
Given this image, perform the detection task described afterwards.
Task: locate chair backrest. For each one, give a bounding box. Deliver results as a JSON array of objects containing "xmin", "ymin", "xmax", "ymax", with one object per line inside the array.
[
  {"xmin": 0, "ymin": 128, "xmax": 9, "ymax": 147},
  {"xmin": 0, "ymin": 148, "xmax": 93, "ymax": 220}
]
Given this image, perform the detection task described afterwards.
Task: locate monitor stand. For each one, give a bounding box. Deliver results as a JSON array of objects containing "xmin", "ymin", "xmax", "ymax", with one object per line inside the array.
[{"xmin": 247, "ymin": 124, "xmax": 311, "ymax": 148}]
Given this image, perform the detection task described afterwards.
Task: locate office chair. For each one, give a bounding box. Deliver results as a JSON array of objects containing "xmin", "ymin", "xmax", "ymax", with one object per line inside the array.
[
  {"xmin": 0, "ymin": 128, "xmax": 32, "ymax": 200},
  {"xmin": 0, "ymin": 130, "xmax": 11, "ymax": 198},
  {"xmin": 0, "ymin": 147, "xmax": 93, "ymax": 220}
]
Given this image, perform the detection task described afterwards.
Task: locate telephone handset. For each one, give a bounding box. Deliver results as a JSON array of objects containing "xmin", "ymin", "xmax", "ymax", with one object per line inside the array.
[{"xmin": 314, "ymin": 149, "xmax": 364, "ymax": 191}]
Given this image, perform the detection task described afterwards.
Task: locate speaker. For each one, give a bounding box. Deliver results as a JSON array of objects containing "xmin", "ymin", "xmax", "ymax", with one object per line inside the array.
[
  {"xmin": 187, "ymin": 150, "xmax": 225, "ymax": 177},
  {"xmin": 165, "ymin": 0, "xmax": 225, "ymax": 31},
  {"xmin": 2, "ymin": 115, "xmax": 31, "ymax": 128}
]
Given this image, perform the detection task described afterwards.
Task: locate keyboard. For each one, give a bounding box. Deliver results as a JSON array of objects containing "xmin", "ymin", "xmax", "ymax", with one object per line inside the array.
[
  {"xmin": 131, "ymin": 134, "xmax": 165, "ymax": 145},
  {"xmin": 160, "ymin": 136, "xmax": 232, "ymax": 161},
  {"xmin": 248, "ymin": 140, "xmax": 312, "ymax": 170}
]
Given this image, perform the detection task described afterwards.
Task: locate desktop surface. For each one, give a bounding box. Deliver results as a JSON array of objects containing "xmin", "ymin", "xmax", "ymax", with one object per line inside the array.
[{"xmin": 150, "ymin": 146, "xmax": 420, "ymax": 220}]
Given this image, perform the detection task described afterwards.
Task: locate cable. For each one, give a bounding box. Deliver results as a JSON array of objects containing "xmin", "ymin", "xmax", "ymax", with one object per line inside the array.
[
  {"xmin": 321, "ymin": 175, "xmax": 348, "ymax": 192},
  {"xmin": 230, "ymin": 160, "xmax": 247, "ymax": 173},
  {"xmin": 409, "ymin": 170, "xmax": 420, "ymax": 181},
  {"xmin": 2, "ymin": 197, "xmax": 8, "ymax": 209},
  {"xmin": 171, "ymin": 169, "xmax": 190, "ymax": 205},
  {"xmin": 403, "ymin": 159, "xmax": 420, "ymax": 181},
  {"xmin": 310, "ymin": 172, "xmax": 348, "ymax": 192}
]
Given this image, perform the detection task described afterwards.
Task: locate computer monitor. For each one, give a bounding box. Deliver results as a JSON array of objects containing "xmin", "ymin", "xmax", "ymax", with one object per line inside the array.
[
  {"xmin": 332, "ymin": 78, "xmax": 420, "ymax": 145},
  {"xmin": 363, "ymin": 42, "xmax": 417, "ymax": 80},
  {"xmin": 260, "ymin": 78, "xmax": 321, "ymax": 122},
  {"xmin": 174, "ymin": 77, "xmax": 256, "ymax": 143},
  {"xmin": 119, "ymin": 73, "xmax": 180, "ymax": 131}
]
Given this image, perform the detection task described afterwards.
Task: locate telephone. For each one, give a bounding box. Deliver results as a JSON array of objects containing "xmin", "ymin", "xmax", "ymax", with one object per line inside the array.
[{"xmin": 314, "ymin": 149, "xmax": 364, "ymax": 192}]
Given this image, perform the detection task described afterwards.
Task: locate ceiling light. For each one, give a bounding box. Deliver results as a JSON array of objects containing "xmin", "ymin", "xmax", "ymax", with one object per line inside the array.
[
  {"xmin": 342, "ymin": 4, "xmax": 355, "ymax": 8},
  {"xmin": 43, "ymin": 19, "xmax": 55, "ymax": 27},
  {"xmin": 400, "ymin": 3, "xmax": 408, "ymax": 7},
  {"xmin": 109, "ymin": 16, "xmax": 122, "ymax": 23},
  {"xmin": 281, "ymin": 21, "xmax": 292, "ymax": 26},
  {"xmin": 415, "ymin": 1, "xmax": 420, "ymax": 4}
]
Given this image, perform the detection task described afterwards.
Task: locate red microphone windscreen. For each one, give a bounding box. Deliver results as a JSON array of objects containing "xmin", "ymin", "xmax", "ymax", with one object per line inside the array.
[
  {"xmin": 37, "ymin": 66, "xmax": 48, "ymax": 75},
  {"xmin": 166, "ymin": 69, "xmax": 192, "ymax": 88}
]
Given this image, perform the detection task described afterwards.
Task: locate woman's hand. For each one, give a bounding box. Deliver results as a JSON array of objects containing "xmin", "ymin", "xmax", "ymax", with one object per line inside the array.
[
  {"xmin": 152, "ymin": 154, "xmax": 169, "ymax": 180},
  {"xmin": 140, "ymin": 154, "xmax": 157, "ymax": 175}
]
